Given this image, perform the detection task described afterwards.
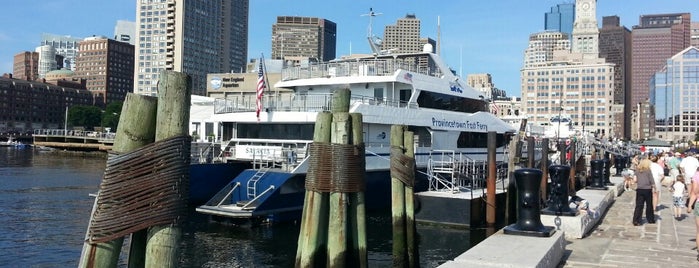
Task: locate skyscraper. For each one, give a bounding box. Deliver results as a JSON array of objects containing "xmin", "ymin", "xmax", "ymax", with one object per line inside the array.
[
  {"xmin": 630, "ymin": 13, "xmax": 691, "ymax": 139},
  {"xmin": 35, "ymin": 45, "xmax": 57, "ymax": 78},
  {"xmin": 13, "ymin": 51, "xmax": 39, "ymax": 81},
  {"xmin": 382, "ymin": 14, "xmax": 436, "ymax": 54},
  {"xmin": 271, "ymin": 16, "xmax": 336, "ymax": 62},
  {"xmin": 544, "ymin": 3, "xmax": 575, "ymax": 41},
  {"xmin": 75, "ymin": 36, "xmax": 135, "ymax": 105},
  {"xmin": 691, "ymin": 22, "xmax": 699, "ymax": 47},
  {"xmin": 40, "ymin": 33, "xmax": 82, "ymax": 71},
  {"xmin": 651, "ymin": 47, "xmax": 699, "ymax": 142},
  {"xmin": 134, "ymin": 0, "xmax": 249, "ymax": 96},
  {"xmin": 630, "ymin": 13, "xmax": 691, "ymax": 109},
  {"xmin": 114, "ymin": 20, "xmax": 136, "ymax": 45},
  {"xmin": 523, "ymin": 31, "xmax": 570, "ymax": 68},
  {"xmin": 599, "ymin": 15, "xmax": 631, "ymax": 138}
]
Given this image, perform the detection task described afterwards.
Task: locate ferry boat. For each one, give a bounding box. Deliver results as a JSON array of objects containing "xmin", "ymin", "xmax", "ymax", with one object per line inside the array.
[
  {"xmin": 543, "ymin": 114, "xmax": 575, "ymax": 139},
  {"xmin": 196, "ymin": 47, "xmax": 516, "ymax": 224}
]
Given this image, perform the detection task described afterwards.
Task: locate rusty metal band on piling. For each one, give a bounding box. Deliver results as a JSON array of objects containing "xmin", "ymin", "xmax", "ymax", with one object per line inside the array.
[
  {"xmin": 86, "ymin": 135, "xmax": 191, "ymax": 244},
  {"xmin": 306, "ymin": 142, "xmax": 366, "ymax": 193},
  {"xmin": 390, "ymin": 146, "xmax": 415, "ymax": 187}
]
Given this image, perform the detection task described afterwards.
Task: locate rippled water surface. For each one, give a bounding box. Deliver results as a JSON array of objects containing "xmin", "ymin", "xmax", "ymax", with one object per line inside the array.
[{"xmin": 0, "ymin": 147, "xmax": 483, "ymax": 267}]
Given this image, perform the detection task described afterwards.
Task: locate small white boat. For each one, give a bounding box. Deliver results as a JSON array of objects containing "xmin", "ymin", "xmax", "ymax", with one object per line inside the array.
[{"xmin": 0, "ymin": 137, "xmax": 28, "ymax": 148}]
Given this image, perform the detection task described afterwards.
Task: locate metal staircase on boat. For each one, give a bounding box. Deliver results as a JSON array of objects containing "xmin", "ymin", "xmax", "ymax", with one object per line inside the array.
[{"xmin": 247, "ymin": 168, "xmax": 269, "ymax": 199}]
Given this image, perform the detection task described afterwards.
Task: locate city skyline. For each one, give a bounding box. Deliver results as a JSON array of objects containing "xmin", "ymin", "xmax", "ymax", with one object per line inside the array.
[{"xmin": 0, "ymin": 0, "xmax": 696, "ymax": 97}]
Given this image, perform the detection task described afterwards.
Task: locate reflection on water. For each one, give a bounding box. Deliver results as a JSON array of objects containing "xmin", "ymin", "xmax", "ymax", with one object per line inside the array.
[{"xmin": 0, "ymin": 147, "xmax": 483, "ymax": 267}]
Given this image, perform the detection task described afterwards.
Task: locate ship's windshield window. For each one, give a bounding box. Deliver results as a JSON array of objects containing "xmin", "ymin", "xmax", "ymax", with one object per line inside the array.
[
  {"xmin": 417, "ymin": 91, "xmax": 487, "ymax": 113},
  {"xmin": 457, "ymin": 132, "xmax": 508, "ymax": 148},
  {"xmin": 236, "ymin": 123, "xmax": 314, "ymax": 140}
]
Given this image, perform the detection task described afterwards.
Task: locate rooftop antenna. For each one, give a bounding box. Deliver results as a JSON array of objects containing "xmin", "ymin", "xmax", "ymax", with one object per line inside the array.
[{"xmin": 361, "ymin": 8, "xmax": 383, "ymax": 54}]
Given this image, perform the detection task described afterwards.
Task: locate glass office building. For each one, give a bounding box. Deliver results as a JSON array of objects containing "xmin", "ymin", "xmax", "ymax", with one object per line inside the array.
[{"xmin": 652, "ymin": 47, "xmax": 699, "ymax": 141}]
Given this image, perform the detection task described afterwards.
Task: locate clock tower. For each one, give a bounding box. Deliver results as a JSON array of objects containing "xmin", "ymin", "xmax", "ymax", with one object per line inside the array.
[{"xmin": 571, "ymin": 0, "xmax": 599, "ymax": 56}]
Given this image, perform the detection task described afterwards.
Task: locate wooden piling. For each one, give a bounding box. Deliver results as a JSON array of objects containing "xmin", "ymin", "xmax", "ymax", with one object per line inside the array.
[
  {"xmin": 296, "ymin": 112, "xmax": 332, "ymax": 267},
  {"xmin": 506, "ymin": 119, "xmax": 527, "ymax": 225},
  {"xmin": 328, "ymin": 112, "xmax": 350, "ymax": 267},
  {"xmin": 527, "ymin": 136, "xmax": 535, "ymax": 168},
  {"xmin": 327, "ymin": 89, "xmax": 351, "ymax": 267},
  {"xmin": 145, "ymin": 70, "xmax": 191, "ymax": 267},
  {"xmin": 540, "ymin": 138, "xmax": 550, "ymax": 206},
  {"xmin": 349, "ymin": 113, "xmax": 367, "ymax": 268},
  {"xmin": 486, "ymin": 131, "xmax": 497, "ymax": 226},
  {"xmin": 391, "ymin": 125, "xmax": 407, "ymax": 267},
  {"xmin": 568, "ymin": 142, "xmax": 577, "ymax": 196},
  {"xmin": 79, "ymin": 93, "xmax": 158, "ymax": 268},
  {"xmin": 403, "ymin": 130, "xmax": 418, "ymax": 267}
]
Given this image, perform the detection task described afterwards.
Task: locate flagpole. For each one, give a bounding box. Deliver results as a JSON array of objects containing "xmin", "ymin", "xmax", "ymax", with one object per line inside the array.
[{"xmin": 260, "ymin": 53, "xmax": 272, "ymax": 96}]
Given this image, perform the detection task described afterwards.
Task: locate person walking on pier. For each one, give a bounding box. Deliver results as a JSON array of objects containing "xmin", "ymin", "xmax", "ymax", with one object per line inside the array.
[
  {"xmin": 680, "ymin": 152, "xmax": 699, "ymax": 193},
  {"xmin": 633, "ymin": 159, "xmax": 656, "ymax": 226},
  {"xmin": 650, "ymin": 155, "xmax": 664, "ymax": 211},
  {"xmin": 670, "ymin": 174, "xmax": 687, "ymax": 220}
]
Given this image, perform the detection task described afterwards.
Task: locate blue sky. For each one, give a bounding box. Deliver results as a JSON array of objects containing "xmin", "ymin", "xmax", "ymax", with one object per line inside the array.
[{"xmin": 0, "ymin": 0, "xmax": 696, "ymax": 97}]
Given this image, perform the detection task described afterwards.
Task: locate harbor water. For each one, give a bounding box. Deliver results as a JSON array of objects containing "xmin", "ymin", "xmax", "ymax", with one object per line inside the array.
[{"xmin": 0, "ymin": 147, "xmax": 485, "ymax": 267}]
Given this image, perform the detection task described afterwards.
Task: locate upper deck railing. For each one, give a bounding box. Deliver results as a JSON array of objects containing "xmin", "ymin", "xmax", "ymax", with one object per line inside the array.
[
  {"xmin": 214, "ymin": 93, "xmax": 419, "ymax": 114},
  {"xmin": 280, "ymin": 55, "xmax": 443, "ymax": 81}
]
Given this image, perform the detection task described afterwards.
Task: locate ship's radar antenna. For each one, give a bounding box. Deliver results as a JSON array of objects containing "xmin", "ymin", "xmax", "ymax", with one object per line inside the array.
[{"xmin": 361, "ymin": 8, "xmax": 383, "ymax": 54}]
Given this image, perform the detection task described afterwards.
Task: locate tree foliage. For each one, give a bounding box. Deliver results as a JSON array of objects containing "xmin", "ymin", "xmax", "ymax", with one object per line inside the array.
[
  {"xmin": 68, "ymin": 105, "xmax": 103, "ymax": 130},
  {"xmin": 67, "ymin": 103, "xmax": 123, "ymax": 131},
  {"xmin": 101, "ymin": 101, "xmax": 123, "ymax": 131}
]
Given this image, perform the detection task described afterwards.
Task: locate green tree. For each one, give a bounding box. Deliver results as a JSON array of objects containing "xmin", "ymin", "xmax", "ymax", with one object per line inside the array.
[
  {"xmin": 68, "ymin": 105, "xmax": 103, "ymax": 130},
  {"xmin": 101, "ymin": 101, "xmax": 122, "ymax": 132}
]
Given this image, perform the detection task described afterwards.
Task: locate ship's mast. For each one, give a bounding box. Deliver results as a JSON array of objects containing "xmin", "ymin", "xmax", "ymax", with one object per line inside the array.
[{"xmin": 361, "ymin": 8, "xmax": 383, "ymax": 54}]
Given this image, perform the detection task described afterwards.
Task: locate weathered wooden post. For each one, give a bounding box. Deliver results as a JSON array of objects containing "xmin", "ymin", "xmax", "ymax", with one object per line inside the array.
[
  {"xmin": 79, "ymin": 94, "xmax": 158, "ymax": 268},
  {"xmin": 403, "ymin": 130, "xmax": 418, "ymax": 267},
  {"xmin": 506, "ymin": 119, "xmax": 527, "ymax": 224},
  {"xmin": 328, "ymin": 89, "xmax": 351, "ymax": 266},
  {"xmin": 145, "ymin": 70, "xmax": 191, "ymax": 267},
  {"xmin": 568, "ymin": 141, "xmax": 577, "ymax": 196},
  {"xmin": 298, "ymin": 88, "xmax": 366, "ymax": 267},
  {"xmin": 349, "ymin": 113, "xmax": 368, "ymax": 267},
  {"xmin": 486, "ymin": 131, "xmax": 497, "ymax": 226},
  {"xmin": 541, "ymin": 138, "xmax": 550, "ymax": 206},
  {"xmin": 391, "ymin": 125, "xmax": 407, "ymax": 267},
  {"xmin": 527, "ymin": 136, "xmax": 535, "ymax": 168},
  {"xmin": 296, "ymin": 112, "xmax": 331, "ymax": 267}
]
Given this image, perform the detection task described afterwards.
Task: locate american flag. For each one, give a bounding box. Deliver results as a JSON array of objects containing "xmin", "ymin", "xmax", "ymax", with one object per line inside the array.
[
  {"xmin": 256, "ymin": 59, "xmax": 266, "ymax": 121},
  {"xmin": 490, "ymin": 102, "xmax": 499, "ymax": 114}
]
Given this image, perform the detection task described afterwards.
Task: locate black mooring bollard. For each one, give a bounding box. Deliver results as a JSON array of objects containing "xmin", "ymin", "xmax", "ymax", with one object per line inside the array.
[
  {"xmin": 614, "ymin": 156, "xmax": 624, "ymax": 176},
  {"xmin": 586, "ymin": 159, "xmax": 608, "ymax": 190},
  {"xmin": 542, "ymin": 165, "xmax": 578, "ymax": 216},
  {"xmin": 504, "ymin": 168, "xmax": 556, "ymax": 237},
  {"xmin": 602, "ymin": 158, "xmax": 614, "ymax": 186}
]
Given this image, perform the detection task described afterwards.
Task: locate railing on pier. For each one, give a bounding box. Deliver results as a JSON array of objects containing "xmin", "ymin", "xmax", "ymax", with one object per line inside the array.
[
  {"xmin": 214, "ymin": 93, "xmax": 417, "ymax": 114},
  {"xmin": 33, "ymin": 129, "xmax": 116, "ymax": 142},
  {"xmin": 426, "ymin": 150, "xmax": 508, "ymax": 198}
]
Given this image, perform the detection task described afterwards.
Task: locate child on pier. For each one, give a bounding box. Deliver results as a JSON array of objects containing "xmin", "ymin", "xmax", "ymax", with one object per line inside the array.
[
  {"xmin": 621, "ymin": 168, "xmax": 635, "ymax": 191},
  {"xmin": 670, "ymin": 174, "xmax": 687, "ymax": 220}
]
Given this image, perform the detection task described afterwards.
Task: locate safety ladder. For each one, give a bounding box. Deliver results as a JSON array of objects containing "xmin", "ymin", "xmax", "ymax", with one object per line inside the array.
[{"xmin": 247, "ymin": 168, "xmax": 269, "ymax": 199}]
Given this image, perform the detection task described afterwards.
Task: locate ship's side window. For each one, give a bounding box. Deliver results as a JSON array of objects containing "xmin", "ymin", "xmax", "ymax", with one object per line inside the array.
[
  {"xmin": 417, "ymin": 91, "xmax": 487, "ymax": 113},
  {"xmin": 457, "ymin": 132, "xmax": 508, "ymax": 148}
]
